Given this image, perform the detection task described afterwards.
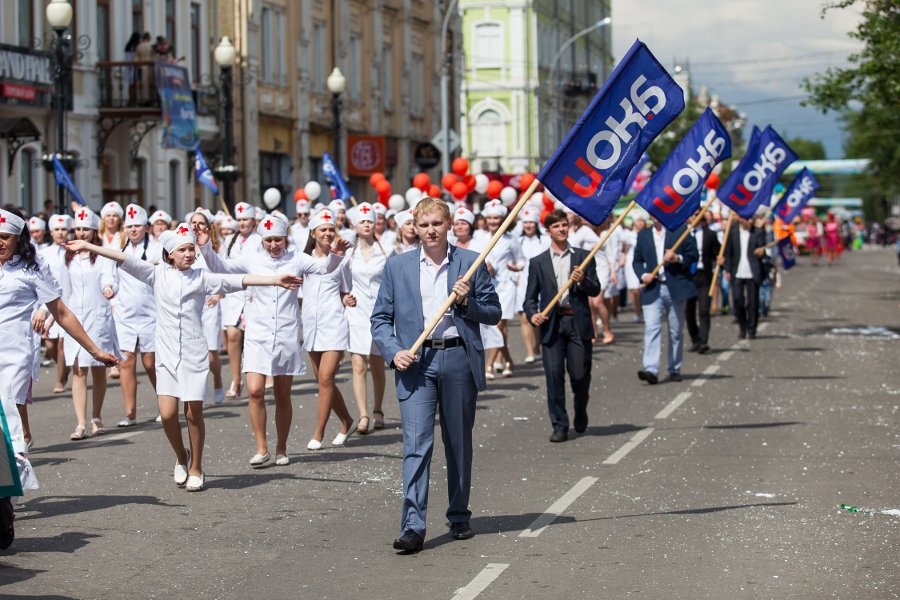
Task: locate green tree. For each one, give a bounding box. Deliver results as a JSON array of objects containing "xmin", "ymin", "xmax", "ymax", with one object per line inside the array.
[
  {"xmin": 802, "ymin": 0, "xmax": 900, "ymax": 219},
  {"xmin": 785, "ymin": 137, "xmax": 826, "ymax": 161}
]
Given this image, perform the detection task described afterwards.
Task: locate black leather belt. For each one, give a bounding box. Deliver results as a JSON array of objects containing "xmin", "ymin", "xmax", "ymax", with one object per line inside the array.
[
  {"xmin": 557, "ymin": 307, "xmax": 575, "ymax": 316},
  {"xmin": 423, "ymin": 337, "xmax": 463, "ymax": 349}
]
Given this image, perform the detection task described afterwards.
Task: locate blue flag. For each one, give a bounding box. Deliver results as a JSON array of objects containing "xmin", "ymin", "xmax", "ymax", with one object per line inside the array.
[
  {"xmin": 718, "ymin": 126, "xmax": 797, "ymax": 219},
  {"xmin": 322, "ymin": 152, "xmax": 353, "ymax": 201},
  {"xmin": 538, "ymin": 40, "xmax": 685, "ymax": 226},
  {"xmin": 777, "ymin": 236, "xmax": 797, "ymax": 270},
  {"xmin": 52, "ymin": 154, "xmax": 86, "ymax": 207},
  {"xmin": 194, "ymin": 149, "xmax": 219, "ymax": 195},
  {"xmin": 774, "ymin": 168, "xmax": 819, "ymax": 223},
  {"xmin": 634, "ymin": 108, "xmax": 731, "ymax": 230},
  {"xmin": 624, "ymin": 152, "xmax": 650, "ymax": 194}
]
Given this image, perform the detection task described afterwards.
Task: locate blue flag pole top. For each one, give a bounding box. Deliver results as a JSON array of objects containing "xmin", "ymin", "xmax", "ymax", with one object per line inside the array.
[
  {"xmin": 194, "ymin": 148, "xmax": 219, "ymax": 195},
  {"xmin": 774, "ymin": 167, "xmax": 819, "ymax": 224},
  {"xmin": 718, "ymin": 125, "xmax": 798, "ymax": 220},
  {"xmin": 321, "ymin": 152, "xmax": 353, "ymax": 203},
  {"xmin": 538, "ymin": 39, "xmax": 686, "ymax": 227},
  {"xmin": 52, "ymin": 154, "xmax": 86, "ymax": 207},
  {"xmin": 634, "ymin": 107, "xmax": 732, "ymax": 231}
]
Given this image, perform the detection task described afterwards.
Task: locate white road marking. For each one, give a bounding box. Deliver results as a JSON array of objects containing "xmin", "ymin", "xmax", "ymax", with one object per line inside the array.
[
  {"xmin": 655, "ymin": 392, "xmax": 692, "ymax": 420},
  {"xmin": 95, "ymin": 430, "xmax": 147, "ymax": 443},
  {"xmin": 718, "ymin": 350, "xmax": 735, "ymax": 362},
  {"xmin": 519, "ymin": 476, "xmax": 599, "ymax": 537},
  {"xmin": 758, "ymin": 322, "xmax": 769, "ymax": 332},
  {"xmin": 602, "ymin": 428, "xmax": 655, "ymax": 466},
  {"xmin": 451, "ymin": 564, "xmax": 510, "ymax": 600},
  {"xmin": 691, "ymin": 364, "xmax": 720, "ymax": 387}
]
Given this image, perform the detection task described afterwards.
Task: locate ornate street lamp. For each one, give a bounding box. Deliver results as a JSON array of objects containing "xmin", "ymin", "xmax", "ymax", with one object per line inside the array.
[
  {"xmin": 327, "ymin": 67, "xmax": 346, "ymax": 173},
  {"xmin": 214, "ymin": 36, "xmax": 240, "ymax": 214},
  {"xmin": 45, "ymin": 0, "xmax": 75, "ymax": 215}
]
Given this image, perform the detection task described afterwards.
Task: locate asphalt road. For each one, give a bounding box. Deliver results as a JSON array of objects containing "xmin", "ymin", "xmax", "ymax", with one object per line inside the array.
[{"xmin": 1, "ymin": 246, "xmax": 898, "ymax": 599}]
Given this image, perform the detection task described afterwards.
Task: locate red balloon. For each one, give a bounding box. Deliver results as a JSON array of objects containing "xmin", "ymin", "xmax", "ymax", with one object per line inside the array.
[
  {"xmin": 704, "ymin": 172, "xmax": 720, "ymax": 190},
  {"xmin": 378, "ymin": 190, "xmax": 391, "ymax": 202},
  {"xmin": 441, "ymin": 173, "xmax": 459, "ymax": 191},
  {"xmin": 519, "ymin": 173, "xmax": 536, "ymax": 191},
  {"xmin": 452, "ymin": 157, "xmax": 469, "ymax": 177},
  {"xmin": 428, "ymin": 184, "xmax": 442, "ymax": 198},
  {"xmin": 542, "ymin": 194, "xmax": 555, "ymax": 211},
  {"xmin": 486, "ymin": 180, "xmax": 503, "ymax": 200},
  {"xmin": 369, "ymin": 172, "xmax": 386, "ymax": 188},
  {"xmin": 412, "ymin": 173, "xmax": 431, "ymax": 192},
  {"xmin": 375, "ymin": 179, "xmax": 391, "ymax": 196},
  {"xmin": 463, "ymin": 174, "xmax": 476, "ymax": 192},
  {"xmin": 451, "ymin": 181, "xmax": 469, "ymax": 200},
  {"xmin": 293, "ymin": 188, "xmax": 307, "ymax": 201}
]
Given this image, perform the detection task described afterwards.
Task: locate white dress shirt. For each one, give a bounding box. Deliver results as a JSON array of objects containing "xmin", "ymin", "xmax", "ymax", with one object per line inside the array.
[
  {"xmin": 420, "ymin": 247, "xmax": 459, "ymax": 340},
  {"xmin": 653, "ymin": 227, "xmax": 667, "ymax": 281},
  {"xmin": 736, "ymin": 228, "xmax": 753, "ymax": 279}
]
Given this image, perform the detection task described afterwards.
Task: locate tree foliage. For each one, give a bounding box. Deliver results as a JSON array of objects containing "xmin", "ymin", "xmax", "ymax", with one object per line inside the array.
[
  {"xmin": 803, "ymin": 0, "xmax": 900, "ymax": 214},
  {"xmin": 785, "ymin": 137, "xmax": 826, "ymax": 161}
]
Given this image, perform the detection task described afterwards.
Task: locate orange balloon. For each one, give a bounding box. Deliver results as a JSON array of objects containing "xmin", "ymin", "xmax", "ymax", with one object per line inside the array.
[
  {"xmin": 412, "ymin": 173, "xmax": 431, "ymax": 192},
  {"xmin": 428, "ymin": 184, "xmax": 442, "ymax": 198},
  {"xmin": 463, "ymin": 174, "xmax": 476, "ymax": 192},
  {"xmin": 704, "ymin": 172, "xmax": 720, "ymax": 189},
  {"xmin": 451, "ymin": 181, "xmax": 469, "ymax": 200},
  {"xmin": 441, "ymin": 173, "xmax": 459, "ymax": 191},
  {"xmin": 486, "ymin": 180, "xmax": 503, "ymax": 200},
  {"xmin": 375, "ymin": 179, "xmax": 391, "ymax": 196},
  {"xmin": 452, "ymin": 157, "xmax": 469, "ymax": 177},
  {"xmin": 370, "ymin": 172, "xmax": 386, "ymax": 188},
  {"xmin": 294, "ymin": 188, "xmax": 307, "ymax": 201},
  {"xmin": 519, "ymin": 173, "xmax": 536, "ymax": 190}
]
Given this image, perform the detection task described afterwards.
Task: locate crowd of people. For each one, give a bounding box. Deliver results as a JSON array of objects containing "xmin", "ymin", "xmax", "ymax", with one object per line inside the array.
[{"xmin": 0, "ymin": 186, "xmax": 871, "ymax": 552}]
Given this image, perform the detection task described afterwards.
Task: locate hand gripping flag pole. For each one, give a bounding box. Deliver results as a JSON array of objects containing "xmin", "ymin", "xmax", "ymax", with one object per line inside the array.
[
  {"xmin": 641, "ymin": 192, "xmax": 717, "ymax": 288},
  {"xmin": 708, "ymin": 210, "xmax": 735, "ymax": 297}
]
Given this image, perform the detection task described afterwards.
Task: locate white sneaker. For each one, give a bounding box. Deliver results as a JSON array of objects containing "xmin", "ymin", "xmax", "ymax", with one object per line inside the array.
[
  {"xmin": 174, "ymin": 453, "xmax": 190, "ymax": 487},
  {"xmin": 213, "ymin": 388, "xmax": 225, "ymax": 405},
  {"xmin": 275, "ymin": 454, "xmax": 289, "ymax": 466},
  {"xmin": 524, "ymin": 355, "xmax": 536, "ymax": 364},
  {"xmin": 249, "ymin": 452, "xmax": 271, "ymax": 467},
  {"xmin": 332, "ymin": 424, "xmax": 355, "ymax": 446},
  {"xmin": 155, "ymin": 414, "xmax": 163, "ymax": 423},
  {"xmin": 306, "ymin": 438, "xmax": 323, "ymax": 451},
  {"xmin": 117, "ymin": 417, "xmax": 137, "ymax": 427},
  {"xmin": 185, "ymin": 474, "xmax": 205, "ymax": 492}
]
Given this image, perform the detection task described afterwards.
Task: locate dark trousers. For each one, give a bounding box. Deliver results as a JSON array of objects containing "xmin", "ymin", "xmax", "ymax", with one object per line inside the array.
[
  {"xmin": 685, "ymin": 269, "xmax": 712, "ymax": 345},
  {"xmin": 732, "ymin": 277, "xmax": 759, "ymax": 335},
  {"xmin": 541, "ymin": 315, "xmax": 592, "ymax": 433}
]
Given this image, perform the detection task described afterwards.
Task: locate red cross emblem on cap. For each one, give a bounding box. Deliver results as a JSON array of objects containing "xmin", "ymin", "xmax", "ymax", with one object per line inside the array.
[
  {"xmin": 264, "ymin": 220, "xmax": 273, "ymax": 230},
  {"xmin": 359, "ymin": 205, "xmax": 371, "ymax": 214},
  {"xmin": 457, "ymin": 209, "xmax": 466, "ymax": 216},
  {"xmin": 237, "ymin": 205, "xmax": 245, "ymax": 213},
  {"xmin": 0, "ymin": 215, "xmax": 6, "ymax": 224},
  {"xmin": 177, "ymin": 226, "xmax": 189, "ymax": 235},
  {"xmin": 58, "ymin": 217, "xmax": 65, "ymax": 224},
  {"xmin": 127, "ymin": 206, "xmax": 137, "ymax": 219},
  {"xmin": 321, "ymin": 212, "xmax": 332, "ymax": 221},
  {"xmin": 78, "ymin": 210, "xmax": 87, "ymax": 220}
]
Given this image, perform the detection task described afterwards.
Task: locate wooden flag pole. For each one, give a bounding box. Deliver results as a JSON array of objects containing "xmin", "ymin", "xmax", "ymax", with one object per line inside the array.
[
  {"xmin": 538, "ymin": 200, "xmax": 637, "ymax": 318},
  {"xmin": 641, "ymin": 194, "xmax": 716, "ymax": 288},
  {"xmin": 408, "ymin": 179, "xmax": 542, "ymax": 355},
  {"xmin": 708, "ymin": 211, "xmax": 735, "ymax": 297},
  {"xmin": 217, "ymin": 196, "xmax": 232, "ymax": 218}
]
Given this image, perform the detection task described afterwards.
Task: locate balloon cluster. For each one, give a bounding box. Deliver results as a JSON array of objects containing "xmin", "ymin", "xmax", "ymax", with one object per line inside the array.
[
  {"xmin": 440, "ymin": 158, "xmax": 478, "ymax": 200},
  {"xmin": 369, "ymin": 173, "xmax": 393, "ymax": 205}
]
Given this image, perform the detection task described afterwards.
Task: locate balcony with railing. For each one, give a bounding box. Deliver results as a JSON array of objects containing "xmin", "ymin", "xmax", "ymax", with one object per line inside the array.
[{"xmin": 96, "ymin": 61, "xmax": 216, "ymax": 118}]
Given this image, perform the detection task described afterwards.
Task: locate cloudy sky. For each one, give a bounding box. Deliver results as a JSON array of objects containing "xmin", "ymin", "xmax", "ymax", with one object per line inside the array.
[{"xmin": 611, "ymin": 0, "xmax": 864, "ymax": 158}]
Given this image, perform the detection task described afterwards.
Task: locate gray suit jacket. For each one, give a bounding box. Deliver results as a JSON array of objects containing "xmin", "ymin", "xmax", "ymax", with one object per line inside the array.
[{"xmin": 371, "ymin": 245, "xmax": 502, "ymax": 399}]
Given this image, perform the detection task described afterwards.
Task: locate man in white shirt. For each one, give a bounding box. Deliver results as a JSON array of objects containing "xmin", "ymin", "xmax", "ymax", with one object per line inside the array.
[{"xmin": 720, "ymin": 216, "xmax": 766, "ymax": 339}]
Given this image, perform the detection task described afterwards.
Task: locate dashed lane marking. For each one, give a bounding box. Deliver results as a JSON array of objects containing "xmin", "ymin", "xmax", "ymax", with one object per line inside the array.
[
  {"xmin": 450, "ymin": 564, "xmax": 510, "ymax": 600},
  {"xmin": 718, "ymin": 350, "xmax": 735, "ymax": 362},
  {"xmin": 691, "ymin": 364, "xmax": 720, "ymax": 387},
  {"xmin": 602, "ymin": 428, "xmax": 655, "ymax": 466},
  {"xmin": 519, "ymin": 476, "xmax": 599, "ymax": 537},
  {"xmin": 655, "ymin": 391, "xmax": 692, "ymax": 420}
]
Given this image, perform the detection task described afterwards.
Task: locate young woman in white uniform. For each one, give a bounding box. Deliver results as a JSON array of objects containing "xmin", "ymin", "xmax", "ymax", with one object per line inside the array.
[
  {"xmin": 27, "ymin": 217, "xmax": 48, "ymax": 250},
  {"xmin": 481, "ymin": 200, "xmax": 525, "ymax": 377},
  {"xmin": 302, "ymin": 209, "xmax": 356, "ymax": 450},
  {"xmin": 219, "ymin": 201, "xmax": 261, "ymax": 398},
  {"xmin": 60, "ymin": 208, "xmax": 121, "ymax": 439},
  {"xmin": 149, "ymin": 210, "xmax": 172, "ymax": 241},
  {"xmin": 515, "ymin": 207, "xmax": 550, "ymax": 363},
  {"xmin": 199, "ymin": 214, "xmax": 348, "ymax": 466},
  {"xmin": 67, "ymin": 224, "xmax": 300, "ymax": 492},
  {"xmin": 114, "ymin": 204, "xmax": 161, "ymax": 426},
  {"xmin": 342, "ymin": 203, "xmax": 388, "ymax": 434},
  {"xmin": 188, "ymin": 209, "xmax": 225, "ymax": 404},
  {"xmin": 391, "ymin": 210, "xmax": 419, "ymax": 255},
  {"xmin": 39, "ymin": 214, "xmax": 72, "ymax": 393}
]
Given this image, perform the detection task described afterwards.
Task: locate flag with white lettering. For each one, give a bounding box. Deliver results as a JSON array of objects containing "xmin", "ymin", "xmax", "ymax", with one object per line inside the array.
[
  {"xmin": 322, "ymin": 151, "xmax": 353, "ymax": 201},
  {"xmin": 773, "ymin": 167, "xmax": 819, "ymax": 223},
  {"xmin": 52, "ymin": 154, "xmax": 86, "ymax": 207},
  {"xmin": 718, "ymin": 126, "xmax": 797, "ymax": 219},
  {"xmin": 194, "ymin": 148, "xmax": 219, "ymax": 195},
  {"xmin": 777, "ymin": 236, "xmax": 797, "ymax": 270},
  {"xmin": 634, "ymin": 108, "xmax": 731, "ymax": 230},
  {"xmin": 538, "ymin": 39, "xmax": 685, "ymax": 226}
]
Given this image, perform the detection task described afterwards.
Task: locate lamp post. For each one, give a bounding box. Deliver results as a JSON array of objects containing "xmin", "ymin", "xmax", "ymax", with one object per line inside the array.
[
  {"xmin": 327, "ymin": 67, "xmax": 346, "ymax": 173},
  {"xmin": 214, "ymin": 36, "xmax": 239, "ymax": 214},
  {"xmin": 45, "ymin": 0, "xmax": 74, "ymax": 216},
  {"xmin": 547, "ymin": 16, "xmax": 611, "ymax": 152},
  {"xmin": 439, "ymin": 0, "xmax": 459, "ymax": 175}
]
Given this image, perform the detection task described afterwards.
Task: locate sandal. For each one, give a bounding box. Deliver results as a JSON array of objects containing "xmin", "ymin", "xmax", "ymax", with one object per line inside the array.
[
  {"xmin": 356, "ymin": 416, "xmax": 370, "ymax": 435},
  {"xmin": 53, "ymin": 384, "xmax": 66, "ymax": 393},
  {"xmin": 90, "ymin": 418, "xmax": 106, "ymax": 436},
  {"xmin": 225, "ymin": 380, "xmax": 242, "ymax": 398},
  {"xmin": 70, "ymin": 425, "xmax": 87, "ymax": 440},
  {"xmin": 373, "ymin": 411, "xmax": 385, "ymax": 430}
]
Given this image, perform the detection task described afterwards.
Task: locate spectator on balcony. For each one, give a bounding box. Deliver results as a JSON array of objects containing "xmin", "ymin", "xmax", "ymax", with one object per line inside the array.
[{"xmin": 135, "ymin": 33, "xmax": 154, "ymax": 104}]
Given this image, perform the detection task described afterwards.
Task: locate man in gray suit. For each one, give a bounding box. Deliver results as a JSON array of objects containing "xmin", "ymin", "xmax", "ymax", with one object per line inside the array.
[{"xmin": 371, "ymin": 197, "xmax": 501, "ymax": 553}]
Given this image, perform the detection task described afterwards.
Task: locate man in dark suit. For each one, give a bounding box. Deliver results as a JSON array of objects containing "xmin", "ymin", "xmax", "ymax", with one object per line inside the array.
[
  {"xmin": 523, "ymin": 209, "xmax": 602, "ymax": 443},
  {"xmin": 720, "ymin": 214, "xmax": 766, "ymax": 339},
  {"xmin": 632, "ymin": 217, "xmax": 699, "ymax": 383},
  {"xmin": 371, "ymin": 197, "xmax": 501, "ymax": 554},
  {"xmin": 685, "ymin": 210, "xmax": 721, "ymax": 354}
]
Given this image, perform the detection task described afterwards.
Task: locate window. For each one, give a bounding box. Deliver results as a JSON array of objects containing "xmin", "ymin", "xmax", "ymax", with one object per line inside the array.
[
  {"xmin": 313, "ymin": 23, "xmax": 325, "ymax": 92},
  {"xmin": 473, "ymin": 23, "xmax": 501, "ymax": 68},
  {"xmin": 165, "ymin": 0, "xmax": 176, "ymax": 49},
  {"xmin": 97, "ymin": 0, "xmax": 110, "ymax": 62},
  {"xmin": 410, "ymin": 54, "xmax": 424, "ymax": 116},
  {"xmin": 132, "ymin": 0, "xmax": 144, "ymax": 36},
  {"xmin": 261, "ymin": 6, "xmax": 272, "ymax": 83},
  {"xmin": 261, "ymin": 6, "xmax": 286, "ymax": 86},
  {"xmin": 168, "ymin": 160, "xmax": 180, "ymax": 214},
  {"xmin": 350, "ymin": 36, "xmax": 360, "ymax": 100},
  {"xmin": 19, "ymin": 149, "xmax": 35, "ymax": 214},
  {"xmin": 190, "ymin": 2, "xmax": 201, "ymax": 82},
  {"xmin": 473, "ymin": 109, "xmax": 504, "ymax": 158},
  {"xmin": 259, "ymin": 152, "xmax": 291, "ymax": 209},
  {"xmin": 17, "ymin": 0, "xmax": 33, "ymax": 48},
  {"xmin": 277, "ymin": 10, "xmax": 285, "ymax": 86},
  {"xmin": 382, "ymin": 45, "xmax": 392, "ymax": 109}
]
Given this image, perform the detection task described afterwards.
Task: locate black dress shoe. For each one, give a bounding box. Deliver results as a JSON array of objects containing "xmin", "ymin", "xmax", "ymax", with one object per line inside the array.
[
  {"xmin": 573, "ymin": 413, "xmax": 588, "ymax": 434},
  {"xmin": 637, "ymin": 370, "xmax": 658, "ymax": 385},
  {"xmin": 748, "ymin": 332, "xmax": 757, "ymax": 340},
  {"xmin": 449, "ymin": 522, "xmax": 475, "ymax": 540},
  {"xmin": 697, "ymin": 344, "xmax": 711, "ymax": 355},
  {"xmin": 549, "ymin": 429, "xmax": 568, "ymax": 443},
  {"xmin": 666, "ymin": 372, "xmax": 683, "ymax": 383},
  {"xmin": 393, "ymin": 530, "xmax": 424, "ymax": 553},
  {"xmin": 738, "ymin": 330, "xmax": 747, "ymax": 340},
  {"xmin": 0, "ymin": 497, "xmax": 14, "ymax": 550},
  {"xmin": 688, "ymin": 342, "xmax": 701, "ymax": 353}
]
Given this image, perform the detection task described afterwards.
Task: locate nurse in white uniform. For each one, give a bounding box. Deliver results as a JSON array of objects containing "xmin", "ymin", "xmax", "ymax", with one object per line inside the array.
[
  {"xmin": 60, "ymin": 208, "xmax": 120, "ymax": 439},
  {"xmin": 219, "ymin": 201, "xmax": 261, "ymax": 398},
  {"xmin": 199, "ymin": 214, "xmax": 348, "ymax": 466},
  {"xmin": 290, "ymin": 199, "xmax": 311, "ymax": 250},
  {"xmin": 67, "ymin": 224, "xmax": 300, "ymax": 492},
  {"xmin": 481, "ymin": 200, "xmax": 525, "ymax": 377},
  {"xmin": 515, "ymin": 207, "xmax": 550, "ymax": 363},
  {"xmin": 342, "ymin": 203, "xmax": 388, "ymax": 434},
  {"xmin": 301, "ymin": 209, "xmax": 356, "ymax": 450},
  {"xmin": 149, "ymin": 209, "xmax": 172, "ymax": 241},
  {"xmin": 39, "ymin": 214, "xmax": 72, "ymax": 393},
  {"xmin": 27, "ymin": 217, "xmax": 48, "ymax": 250},
  {"xmin": 188, "ymin": 209, "xmax": 225, "ymax": 404},
  {"xmin": 391, "ymin": 210, "xmax": 419, "ymax": 255},
  {"xmin": 114, "ymin": 204, "xmax": 161, "ymax": 426}
]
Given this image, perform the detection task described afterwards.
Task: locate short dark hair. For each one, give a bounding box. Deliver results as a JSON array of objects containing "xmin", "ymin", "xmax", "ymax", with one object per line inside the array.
[{"xmin": 543, "ymin": 209, "xmax": 568, "ymax": 229}]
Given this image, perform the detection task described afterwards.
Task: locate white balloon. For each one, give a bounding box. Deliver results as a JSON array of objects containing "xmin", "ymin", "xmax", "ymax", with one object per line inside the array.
[
  {"xmin": 405, "ymin": 187, "xmax": 422, "ymax": 205},
  {"xmin": 474, "ymin": 173, "xmax": 489, "ymax": 194},
  {"xmin": 262, "ymin": 187, "xmax": 282, "ymax": 210},
  {"xmin": 388, "ymin": 194, "xmax": 406, "ymax": 211},
  {"xmin": 527, "ymin": 192, "xmax": 544, "ymax": 210},
  {"xmin": 304, "ymin": 181, "xmax": 322, "ymax": 201},
  {"xmin": 500, "ymin": 186, "xmax": 517, "ymax": 206}
]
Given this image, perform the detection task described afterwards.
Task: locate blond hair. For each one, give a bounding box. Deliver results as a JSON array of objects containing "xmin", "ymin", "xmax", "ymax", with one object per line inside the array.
[{"xmin": 412, "ymin": 197, "xmax": 451, "ymax": 224}]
